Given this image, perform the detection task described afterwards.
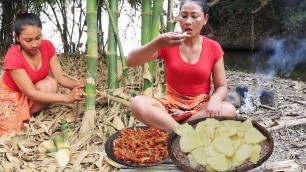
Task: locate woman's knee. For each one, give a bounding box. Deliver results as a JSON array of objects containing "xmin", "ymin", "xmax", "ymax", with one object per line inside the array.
[
  {"xmin": 35, "ymin": 78, "xmax": 58, "ymax": 93},
  {"xmin": 130, "ymin": 95, "xmax": 163, "ymax": 115},
  {"xmin": 131, "ymin": 95, "xmax": 147, "ymax": 112},
  {"xmin": 222, "ymin": 102, "xmax": 237, "ymax": 117}
]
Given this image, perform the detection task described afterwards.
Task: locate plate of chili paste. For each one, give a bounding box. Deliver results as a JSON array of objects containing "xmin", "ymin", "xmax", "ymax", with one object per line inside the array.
[{"xmin": 105, "ymin": 126, "xmax": 170, "ymax": 167}]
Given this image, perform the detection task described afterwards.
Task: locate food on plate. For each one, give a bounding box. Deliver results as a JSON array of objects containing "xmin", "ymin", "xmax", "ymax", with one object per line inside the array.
[
  {"xmin": 180, "ymin": 131, "xmax": 205, "ymax": 153},
  {"xmin": 174, "ymin": 118, "xmax": 267, "ymax": 170},
  {"xmin": 191, "ymin": 147, "xmax": 209, "ymax": 166},
  {"xmin": 212, "ymin": 136, "xmax": 235, "ymax": 157},
  {"xmin": 113, "ymin": 127, "xmax": 169, "ymax": 165},
  {"xmin": 174, "ymin": 123, "xmax": 194, "ymax": 136},
  {"xmin": 207, "ymin": 154, "xmax": 231, "ymax": 171},
  {"xmin": 244, "ymin": 127, "xmax": 267, "ymax": 144}
]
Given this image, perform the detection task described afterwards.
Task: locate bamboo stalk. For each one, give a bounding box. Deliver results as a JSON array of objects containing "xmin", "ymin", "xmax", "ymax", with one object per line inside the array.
[
  {"xmin": 141, "ymin": 0, "xmax": 152, "ymax": 96},
  {"xmin": 106, "ymin": 0, "xmax": 119, "ymax": 91},
  {"xmin": 105, "ymin": 0, "xmax": 128, "ymax": 79},
  {"xmin": 85, "ymin": 0, "xmax": 98, "ymax": 110},
  {"xmin": 80, "ymin": 0, "xmax": 98, "ymax": 134},
  {"xmin": 167, "ymin": 0, "xmax": 175, "ymax": 32}
]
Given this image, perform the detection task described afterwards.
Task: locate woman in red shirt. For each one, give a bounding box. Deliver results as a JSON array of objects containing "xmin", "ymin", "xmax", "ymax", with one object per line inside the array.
[
  {"xmin": 0, "ymin": 11, "xmax": 85, "ymax": 135},
  {"xmin": 126, "ymin": 0, "xmax": 236, "ymax": 133}
]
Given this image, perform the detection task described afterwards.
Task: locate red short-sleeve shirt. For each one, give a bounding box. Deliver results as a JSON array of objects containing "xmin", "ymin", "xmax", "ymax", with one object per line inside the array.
[
  {"xmin": 2, "ymin": 40, "xmax": 56, "ymax": 91},
  {"xmin": 158, "ymin": 36, "xmax": 224, "ymax": 96}
]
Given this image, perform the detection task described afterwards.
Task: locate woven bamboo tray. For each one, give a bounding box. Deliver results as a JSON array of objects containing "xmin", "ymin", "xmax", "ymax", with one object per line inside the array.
[{"xmin": 168, "ymin": 116, "xmax": 274, "ymax": 172}]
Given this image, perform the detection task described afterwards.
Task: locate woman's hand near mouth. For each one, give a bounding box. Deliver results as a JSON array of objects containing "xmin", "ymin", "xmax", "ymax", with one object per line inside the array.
[{"xmin": 158, "ymin": 32, "xmax": 190, "ymax": 47}]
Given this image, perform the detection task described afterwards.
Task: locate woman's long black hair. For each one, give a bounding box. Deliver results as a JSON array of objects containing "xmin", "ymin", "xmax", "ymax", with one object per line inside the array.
[{"xmin": 13, "ymin": 10, "xmax": 42, "ymax": 44}]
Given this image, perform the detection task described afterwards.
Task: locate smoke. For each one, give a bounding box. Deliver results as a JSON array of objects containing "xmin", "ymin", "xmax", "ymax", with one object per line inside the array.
[{"xmin": 251, "ymin": 36, "xmax": 306, "ymax": 78}]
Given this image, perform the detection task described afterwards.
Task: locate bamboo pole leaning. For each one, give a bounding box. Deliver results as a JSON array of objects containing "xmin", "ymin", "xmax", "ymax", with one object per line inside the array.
[
  {"xmin": 106, "ymin": 0, "xmax": 119, "ymax": 91},
  {"xmin": 105, "ymin": 0, "xmax": 128, "ymax": 80}
]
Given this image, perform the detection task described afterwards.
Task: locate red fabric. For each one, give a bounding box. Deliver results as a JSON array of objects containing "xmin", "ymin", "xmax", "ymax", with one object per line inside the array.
[
  {"xmin": 156, "ymin": 83, "xmax": 210, "ymax": 122},
  {"xmin": 158, "ymin": 36, "xmax": 224, "ymax": 96},
  {"xmin": 0, "ymin": 80, "xmax": 33, "ymax": 136},
  {"xmin": 2, "ymin": 40, "xmax": 56, "ymax": 92}
]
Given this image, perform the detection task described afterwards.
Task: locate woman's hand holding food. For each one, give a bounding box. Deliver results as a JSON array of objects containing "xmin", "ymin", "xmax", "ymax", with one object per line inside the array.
[{"xmin": 158, "ymin": 32, "xmax": 190, "ymax": 47}]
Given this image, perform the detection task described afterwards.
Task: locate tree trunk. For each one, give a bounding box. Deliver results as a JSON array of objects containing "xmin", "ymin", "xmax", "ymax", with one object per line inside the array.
[
  {"xmin": 80, "ymin": 0, "xmax": 98, "ymax": 134},
  {"xmin": 0, "ymin": 0, "xmax": 14, "ymax": 54},
  {"xmin": 58, "ymin": 0, "xmax": 69, "ymax": 54}
]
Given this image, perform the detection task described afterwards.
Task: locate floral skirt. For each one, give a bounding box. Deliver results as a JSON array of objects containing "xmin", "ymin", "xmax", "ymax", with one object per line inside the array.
[
  {"xmin": 156, "ymin": 84, "xmax": 210, "ymax": 122},
  {"xmin": 0, "ymin": 80, "xmax": 33, "ymax": 136}
]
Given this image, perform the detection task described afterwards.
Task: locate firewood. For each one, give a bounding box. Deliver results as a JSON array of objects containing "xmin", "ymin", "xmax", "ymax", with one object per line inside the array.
[
  {"xmin": 268, "ymin": 118, "xmax": 306, "ymax": 132},
  {"xmin": 263, "ymin": 160, "xmax": 301, "ymax": 171},
  {"xmin": 286, "ymin": 98, "xmax": 306, "ymax": 106},
  {"xmin": 259, "ymin": 104, "xmax": 276, "ymax": 110}
]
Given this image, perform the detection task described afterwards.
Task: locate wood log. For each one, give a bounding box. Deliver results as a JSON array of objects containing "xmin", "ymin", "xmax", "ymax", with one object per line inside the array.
[
  {"xmin": 286, "ymin": 98, "xmax": 306, "ymax": 106},
  {"xmin": 268, "ymin": 118, "xmax": 306, "ymax": 132},
  {"xmin": 259, "ymin": 104, "xmax": 276, "ymax": 110},
  {"xmin": 262, "ymin": 160, "xmax": 301, "ymax": 171},
  {"xmin": 259, "ymin": 119, "xmax": 276, "ymax": 128}
]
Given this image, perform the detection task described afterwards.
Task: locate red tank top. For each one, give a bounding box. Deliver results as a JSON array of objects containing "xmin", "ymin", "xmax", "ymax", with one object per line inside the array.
[
  {"xmin": 158, "ymin": 36, "xmax": 224, "ymax": 96},
  {"xmin": 2, "ymin": 40, "xmax": 56, "ymax": 92}
]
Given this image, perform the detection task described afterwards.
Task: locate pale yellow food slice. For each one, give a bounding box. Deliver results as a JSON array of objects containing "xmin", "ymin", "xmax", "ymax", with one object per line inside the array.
[
  {"xmin": 235, "ymin": 118, "xmax": 253, "ymax": 131},
  {"xmin": 232, "ymin": 144, "xmax": 253, "ymax": 166},
  {"xmin": 222, "ymin": 120, "xmax": 241, "ymax": 127},
  {"xmin": 207, "ymin": 154, "xmax": 231, "ymax": 171},
  {"xmin": 244, "ymin": 127, "xmax": 267, "ymax": 144},
  {"xmin": 230, "ymin": 134, "xmax": 240, "ymax": 141},
  {"xmin": 191, "ymin": 147, "xmax": 209, "ymax": 166},
  {"xmin": 232, "ymin": 139, "xmax": 243, "ymax": 151},
  {"xmin": 180, "ymin": 131, "xmax": 204, "ymax": 152},
  {"xmin": 215, "ymin": 126, "xmax": 237, "ymax": 138},
  {"xmin": 205, "ymin": 164, "xmax": 216, "ymax": 172},
  {"xmin": 195, "ymin": 124, "xmax": 211, "ymax": 147},
  {"xmin": 187, "ymin": 153, "xmax": 199, "ymax": 168},
  {"xmin": 201, "ymin": 118, "xmax": 222, "ymax": 128},
  {"xmin": 226, "ymin": 157, "xmax": 233, "ymax": 170},
  {"xmin": 212, "ymin": 136, "xmax": 235, "ymax": 157},
  {"xmin": 207, "ymin": 145, "xmax": 223, "ymax": 157},
  {"xmin": 174, "ymin": 123, "xmax": 194, "ymax": 136},
  {"xmin": 237, "ymin": 131, "xmax": 245, "ymax": 138},
  {"xmin": 249, "ymin": 144, "xmax": 262, "ymax": 164}
]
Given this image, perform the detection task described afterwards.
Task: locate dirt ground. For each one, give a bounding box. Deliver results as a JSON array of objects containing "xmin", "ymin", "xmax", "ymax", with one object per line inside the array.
[{"xmin": 0, "ymin": 56, "xmax": 305, "ymax": 171}]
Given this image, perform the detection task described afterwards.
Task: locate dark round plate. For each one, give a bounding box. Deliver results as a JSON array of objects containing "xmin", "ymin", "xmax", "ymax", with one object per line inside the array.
[
  {"xmin": 105, "ymin": 126, "xmax": 170, "ymax": 167},
  {"xmin": 168, "ymin": 116, "xmax": 274, "ymax": 172}
]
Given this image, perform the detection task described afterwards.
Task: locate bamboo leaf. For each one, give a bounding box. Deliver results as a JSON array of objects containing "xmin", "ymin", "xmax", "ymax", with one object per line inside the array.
[
  {"xmin": 72, "ymin": 150, "xmax": 88, "ymax": 168},
  {"xmin": 112, "ymin": 116, "xmax": 125, "ymax": 130},
  {"xmin": 6, "ymin": 153, "xmax": 20, "ymax": 164},
  {"xmin": 104, "ymin": 156, "xmax": 123, "ymax": 168},
  {"xmin": 128, "ymin": 116, "xmax": 135, "ymax": 127}
]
